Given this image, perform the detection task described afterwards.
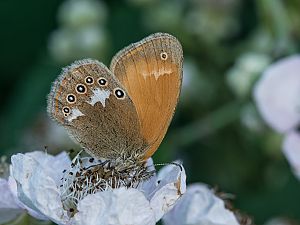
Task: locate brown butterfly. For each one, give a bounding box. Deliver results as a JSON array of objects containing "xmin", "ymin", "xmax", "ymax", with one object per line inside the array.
[{"xmin": 47, "ymin": 33, "xmax": 183, "ymax": 172}]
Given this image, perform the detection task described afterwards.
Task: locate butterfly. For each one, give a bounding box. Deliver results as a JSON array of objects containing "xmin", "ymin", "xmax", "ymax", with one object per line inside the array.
[{"xmin": 47, "ymin": 33, "xmax": 183, "ymax": 171}]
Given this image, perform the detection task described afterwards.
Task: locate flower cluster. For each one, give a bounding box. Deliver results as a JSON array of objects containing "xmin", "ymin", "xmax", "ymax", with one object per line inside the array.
[
  {"xmin": 0, "ymin": 150, "xmax": 243, "ymax": 225},
  {"xmin": 1, "ymin": 151, "xmax": 186, "ymax": 225},
  {"xmin": 254, "ymin": 55, "xmax": 300, "ymax": 179}
]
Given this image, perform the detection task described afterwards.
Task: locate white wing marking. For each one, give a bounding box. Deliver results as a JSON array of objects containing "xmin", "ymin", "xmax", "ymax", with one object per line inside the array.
[
  {"xmin": 88, "ymin": 88, "xmax": 110, "ymax": 107},
  {"xmin": 67, "ymin": 108, "xmax": 84, "ymax": 122}
]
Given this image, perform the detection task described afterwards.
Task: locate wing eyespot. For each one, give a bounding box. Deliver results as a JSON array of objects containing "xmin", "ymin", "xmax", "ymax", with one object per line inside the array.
[
  {"xmin": 66, "ymin": 94, "xmax": 76, "ymax": 104},
  {"xmin": 76, "ymin": 84, "xmax": 87, "ymax": 94},
  {"xmin": 114, "ymin": 88, "xmax": 126, "ymax": 100},
  {"xmin": 98, "ymin": 77, "xmax": 108, "ymax": 87},
  {"xmin": 160, "ymin": 52, "xmax": 168, "ymax": 61},
  {"xmin": 62, "ymin": 106, "xmax": 70, "ymax": 117},
  {"xmin": 85, "ymin": 76, "xmax": 94, "ymax": 85}
]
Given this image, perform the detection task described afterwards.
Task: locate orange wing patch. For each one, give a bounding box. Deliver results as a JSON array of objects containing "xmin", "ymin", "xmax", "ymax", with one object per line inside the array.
[{"xmin": 110, "ymin": 33, "xmax": 183, "ymax": 159}]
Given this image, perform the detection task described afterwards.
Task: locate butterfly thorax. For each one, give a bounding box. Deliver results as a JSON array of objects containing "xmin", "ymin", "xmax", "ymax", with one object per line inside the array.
[{"xmin": 108, "ymin": 157, "xmax": 154, "ymax": 184}]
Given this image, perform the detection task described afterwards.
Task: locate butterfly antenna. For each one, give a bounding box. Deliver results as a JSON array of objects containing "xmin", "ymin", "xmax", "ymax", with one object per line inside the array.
[{"xmin": 154, "ymin": 162, "xmax": 183, "ymax": 171}]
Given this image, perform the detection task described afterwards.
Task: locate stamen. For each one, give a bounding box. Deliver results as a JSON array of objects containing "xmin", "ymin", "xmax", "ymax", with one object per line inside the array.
[{"xmin": 59, "ymin": 153, "xmax": 155, "ymax": 213}]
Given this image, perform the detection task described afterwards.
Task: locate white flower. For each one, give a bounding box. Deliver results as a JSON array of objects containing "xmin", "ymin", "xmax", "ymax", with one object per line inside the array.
[
  {"xmin": 9, "ymin": 151, "xmax": 71, "ymax": 223},
  {"xmin": 253, "ymin": 55, "xmax": 300, "ymax": 179},
  {"xmin": 0, "ymin": 177, "xmax": 23, "ymax": 224},
  {"xmin": 0, "ymin": 152, "xmax": 65, "ymax": 224},
  {"xmin": 72, "ymin": 188, "xmax": 155, "ymax": 225},
  {"xmin": 162, "ymin": 183, "xmax": 239, "ymax": 225},
  {"xmin": 253, "ymin": 55, "xmax": 300, "ymax": 133},
  {"xmin": 283, "ymin": 130, "xmax": 300, "ymax": 180},
  {"xmin": 0, "ymin": 156, "xmax": 23, "ymax": 224},
  {"xmin": 10, "ymin": 151, "xmax": 186, "ymax": 225}
]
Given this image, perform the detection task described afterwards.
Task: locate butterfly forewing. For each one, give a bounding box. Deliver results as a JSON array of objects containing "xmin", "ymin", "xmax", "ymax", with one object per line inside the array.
[
  {"xmin": 47, "ymin": 59, "xmax": 147, "ymax": 160},
  {"xmin": 110, "ymin": 33, "xmax": 183, "ymax": 159}
]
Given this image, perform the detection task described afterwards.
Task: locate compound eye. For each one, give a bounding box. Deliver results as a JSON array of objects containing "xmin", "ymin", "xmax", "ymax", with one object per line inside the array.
[
  {"xmin": 85, "ymin": 76, "xmax": 94, "ymax": 85},
  {"xmin": 114, "ymin": 88, "xmax": 126, "ymax": 99},
  {"xmin": 98, "ymin": 78, "xmax": 108, "ymax": 86}
]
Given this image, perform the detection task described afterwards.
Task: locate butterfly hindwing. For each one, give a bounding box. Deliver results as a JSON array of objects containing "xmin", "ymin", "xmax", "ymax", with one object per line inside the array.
[{"xmin": 47, "ymin": 59, "xmax": 147, "ymax": 159}]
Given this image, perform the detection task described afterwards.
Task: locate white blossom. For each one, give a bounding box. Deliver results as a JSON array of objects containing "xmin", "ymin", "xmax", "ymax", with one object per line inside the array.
[
  {"xmin": 0, "ymin": 156, "xmax": 23, "ymax": 224},
  {"xmin": 10, "ymin": 151, "xmax": 71, "ymax": 223},
  {"xmin": 0, "ymin": 178, "xmax": 23, "ymax": 224},
  {"xmin": 253, "ymin": 55, "xmax": 300, "ymax": 133},
  {"xmin": 163, "ymin": 183, "xmax": 239, "ymax": 225},
  {"xmin": 9, "ymin": 151, "xmax": 186, "ymax": 225},
  {"xmin": 253, "ymin": 55, "xmax": 300, "ymax": 179},
  {"xmin": 72, "ymin": 188, "xmax": 156, "ymax": 225},
  {"xmin": 283, "ymin": 130, "xmax": 300, "ymax": 179}
]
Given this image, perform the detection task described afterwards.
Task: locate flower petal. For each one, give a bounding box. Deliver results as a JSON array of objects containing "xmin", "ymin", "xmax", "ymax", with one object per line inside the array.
[
  {"xmin": 28, "ymin": 163, "xmax": 68, "ymax": 224},
  {"xmin": 0, "ymin": 178, "xmax": 19, "ymax": 209},
  {"xmin": 7, "ymin": 176, "xmax": 48, "ymax": 220},
  {"xmin": 163, "ymin": 183, "xmax": 239, "ymax": 225},
  {"xmin": 0, "ymin": 178, "xmax": 23, "ymax": 224},
  {"xmin": 253, "ymin": 55, "xmax": 300, "ymax": 133},
  {"xmin": 283, "ymin": 130, "xmax": 300, "ymax": 179},
  {"xmin": 72, "ymin": 188, "xmax": 156, "ymax": 225},
  {"xmin": 11, "ymin": 152, "xmax": 68, "ymax": 224},
  {"xmin": 150, "ymin": 164, "xmax": 186, "ymax": 222},
  {"xmin": 11, "ymin": 153, "xmax": 45, "ymax": 215},
  {"xmin": 45, "ymin": 151, "xmax": 71, "ymax": 185},
  {"xmin": 138, "ymin": 158, "xmax": 157, "ymax": 199},
  {"xmin": 26, "ymin": 151, "xmax": 71, "ymax": 185}
]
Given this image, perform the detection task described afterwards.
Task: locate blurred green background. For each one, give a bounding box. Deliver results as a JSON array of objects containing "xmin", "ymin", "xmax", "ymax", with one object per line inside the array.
[{"xmin": 1, "ymin": 0, "xmax": 300, "ymax": 224}]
